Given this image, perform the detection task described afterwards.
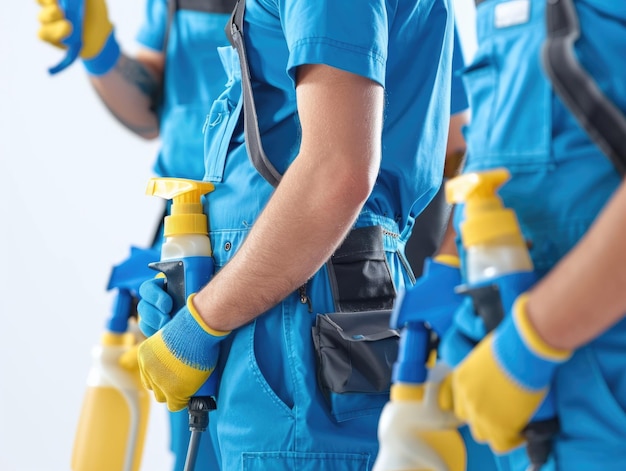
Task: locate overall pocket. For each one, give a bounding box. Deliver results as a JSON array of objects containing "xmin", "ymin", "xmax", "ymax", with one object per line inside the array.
[
  {"xmin": 463, "ymin": 0, "xmax": 553, "ymax": 172},
  {"xmin": 312, "ymin": 226, "xmax": 399, "ymax": 422},
  {"xmin": 203, "ymin": 91, "xmax": 242, "ymax": 183}
]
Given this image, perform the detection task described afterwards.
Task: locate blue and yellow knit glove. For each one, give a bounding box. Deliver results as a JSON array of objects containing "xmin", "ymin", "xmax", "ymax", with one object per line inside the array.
[
  {"xmin": 137, "ymin": 276, "xmax": 172, "ymax": 338},
  {"xmin": 36, "ymin": 0, "xmax": 120, "ymax": 75},
  {"xmin": 440, "ymin": 293, "xmax": 571, "ymax": 453},
  {"xmin": 137, "ymin": 294, "xmax": 230, "ymax": 412}
]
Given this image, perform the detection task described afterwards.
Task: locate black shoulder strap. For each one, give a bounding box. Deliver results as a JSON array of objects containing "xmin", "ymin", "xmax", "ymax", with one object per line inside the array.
[
  {"xmin": 225, "ymin": 0, "xmax": 282, "ymax": 187},
  {"xmin": 542, "ymin": 0, "xmax": 626, "ymax": 177}
]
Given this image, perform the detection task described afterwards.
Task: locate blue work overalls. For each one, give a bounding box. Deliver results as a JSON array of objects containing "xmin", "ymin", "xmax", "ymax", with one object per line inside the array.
[
  {"xmin": 441, "ymin": 1, "xmax": 626, "ymax": 470},
  {"xmin": 198, "ymin": 0, "xmax": 455, "ymax": 468}
]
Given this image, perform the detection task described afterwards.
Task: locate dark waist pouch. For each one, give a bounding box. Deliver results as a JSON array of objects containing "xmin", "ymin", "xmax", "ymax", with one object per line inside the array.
[{"xmin": 311, "ymin": 226, "xmax": 399, "ymax": 422}]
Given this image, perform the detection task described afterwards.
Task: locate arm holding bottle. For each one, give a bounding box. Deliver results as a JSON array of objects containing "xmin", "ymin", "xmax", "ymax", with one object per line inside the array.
[
  {"xmin": 137, "ymin": 63, "xmax": 384, "ymax": 407},
  {"xmin": 441, "ymin": 179, "xmax": 626, "ymax": 452},
  {"xmin": 37, "ymin": 0, "xmax": 163, "ymax": 138}
]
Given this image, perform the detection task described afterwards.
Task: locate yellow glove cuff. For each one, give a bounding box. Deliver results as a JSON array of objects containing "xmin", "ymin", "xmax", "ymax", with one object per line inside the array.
[
  {"xmin": 513, "ymin": 294, "xmax": 571, "ymax": 362},
  {"xmin": 433, "ymin": 254, "xmax": 460, "ymax": 268},
  {"xmin": 186, "ymin": 294, "xmax": 231, "ymax": 337},
  {"xmin": 390, "ymin": 383, "xmax": 425, "ymax": 402}
]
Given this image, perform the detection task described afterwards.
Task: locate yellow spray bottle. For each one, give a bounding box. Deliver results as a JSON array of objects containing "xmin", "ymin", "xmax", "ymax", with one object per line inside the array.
[
  {"xmin": 445, "ymin": 167, "xmax": 533, "ymax": 288},
  {"xmin": 71, "ymin": 300, "xmax": 152, "ymax": 471},
  {"xmin": 446, "ymin": 168, "xmax": 557, "ymax": 469},
  {"xmin": 445, "ymin": 167, "xmax": 534, "ymax": 330},
  {"xmin": 145, "ymin": 177, "xmax": 217, "ymax": 471}
]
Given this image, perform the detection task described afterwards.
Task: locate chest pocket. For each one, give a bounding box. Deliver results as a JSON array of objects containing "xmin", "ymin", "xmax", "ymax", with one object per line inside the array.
[
  {"xmin": 203, "ymin": 46, "xmax": 243, "ymax": 183},
  {"xmin": 463, "ymin": 0, "xmax": 553, "ymax": 172}
]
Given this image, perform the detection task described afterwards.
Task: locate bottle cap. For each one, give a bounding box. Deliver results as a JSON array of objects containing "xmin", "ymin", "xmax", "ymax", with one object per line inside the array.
[
  {"xmin": 146, "ymin": 178, "xmax": 214, "ymax": 238},
  {"xmin": 445, "ymin": 168, "xmax": 524, "ymax": 247}
]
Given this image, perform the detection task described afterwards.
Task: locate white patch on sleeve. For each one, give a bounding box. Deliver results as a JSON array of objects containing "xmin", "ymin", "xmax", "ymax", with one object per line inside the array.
[{"xmin": 494, "ymin": 0, "xmax": 530, "ymax": 28}]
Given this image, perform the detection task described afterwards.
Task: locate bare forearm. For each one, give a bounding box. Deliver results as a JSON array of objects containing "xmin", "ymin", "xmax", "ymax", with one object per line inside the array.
[
  {"xmin": 193, "ymin": 64, "xmax": 383, "ymax": 331},
  {"xmin": 88, "ymin": 52, "xmax": 162, "ymax": 139},
  {"xmin": 527, "ymin": 181, "xmax": 626, "ymax": 350},
  {"xmin": 194, "ymin": 153, "xmax": 368, "ymax": 331}
]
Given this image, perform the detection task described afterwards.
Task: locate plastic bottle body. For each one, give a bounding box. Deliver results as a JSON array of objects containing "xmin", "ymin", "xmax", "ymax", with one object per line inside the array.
[
  {"xmin": 465, "ymin": 235, "xmax": 533, "ymax": 285},
  {"xmin": 72, "ymin": 339, "xmax": 150, "ymax": 471},
  {"xmin": 160, "ymin": 234, "xmax": 213, "ymax": 260}
]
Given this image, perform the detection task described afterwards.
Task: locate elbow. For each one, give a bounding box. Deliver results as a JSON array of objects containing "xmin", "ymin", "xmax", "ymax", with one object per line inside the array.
[{"xmin": 332, "ymin": 158, "xmax": 378, "ymax": 208}]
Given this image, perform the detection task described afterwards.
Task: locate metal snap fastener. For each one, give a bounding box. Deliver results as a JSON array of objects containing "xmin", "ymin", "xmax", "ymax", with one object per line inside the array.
[{"xmin": 224, "ymin": 241, "xmax": 232, "ymax": 251}]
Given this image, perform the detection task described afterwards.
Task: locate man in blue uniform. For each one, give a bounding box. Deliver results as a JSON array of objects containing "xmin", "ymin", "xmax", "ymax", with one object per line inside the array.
[
  {"xmin": 134, "ymin": 0, "xmax": 456, "ymax": 468},
  {"xmin": 36, "ymin": 0, "xmax": 234, "ymax": 468},
  {"xmin": 439, "ymin": 1, "xmax": 626, "ymax": 470}
]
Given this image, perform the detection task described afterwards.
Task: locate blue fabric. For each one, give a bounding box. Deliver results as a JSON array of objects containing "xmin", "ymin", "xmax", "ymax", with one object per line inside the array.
[
  {"xmin": 442, "ymin": 0, "xmax": 626, "ymax": 469},
  {"xmin": 199, "ymin": 0, "xmax": 456, "ymax": 468},
  {"xmin": 451, "ymin": 23, "xmax": 469, "ymax": 115},
  {"xmin": 136, "ymin": 0, "xmax": 232, "ymax": 180}
]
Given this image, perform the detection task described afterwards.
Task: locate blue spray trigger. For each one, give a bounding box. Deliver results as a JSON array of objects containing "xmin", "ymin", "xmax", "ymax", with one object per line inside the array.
[{"xmin": 48, "ymin": 0, "xmax": 85, "ymax": 75}]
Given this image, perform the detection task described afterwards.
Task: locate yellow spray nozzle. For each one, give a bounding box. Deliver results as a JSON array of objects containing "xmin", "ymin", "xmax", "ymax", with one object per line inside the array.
[
  {"xmin": 146, "ymin": 178, "xmax": 215, "ymax": 237},
  {"xmin": 445, "ymin": 168, "xmax": 510, "ymax": 206},
  {"xmin": 445, "ymin": 168, "xmax": 524, "ymax": 247}
]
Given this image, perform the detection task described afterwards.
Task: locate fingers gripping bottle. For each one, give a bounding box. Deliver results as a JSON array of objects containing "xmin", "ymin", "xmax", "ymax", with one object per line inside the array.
[
  {"xmin": 145, "ymin": 177, "xmax": 216, "ymax": 471},
  {"xmin": 446, "ymin": 168, "xmax": 557, "ymax": 470},
  {"xmin": 373, "ymin": 256, "xmax": 467, "ymax": 471}
]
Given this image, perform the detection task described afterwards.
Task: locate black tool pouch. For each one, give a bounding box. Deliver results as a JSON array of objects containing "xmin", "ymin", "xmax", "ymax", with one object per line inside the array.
[{"xmin": 311, "ymin": 226, "xmax": 399, "ymax": 421}]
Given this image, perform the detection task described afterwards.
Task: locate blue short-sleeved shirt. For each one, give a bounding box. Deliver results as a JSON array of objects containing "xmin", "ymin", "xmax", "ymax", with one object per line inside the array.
[{"xmin": 204, "ymin": 0, "xmax": 455, "ymax": 240}]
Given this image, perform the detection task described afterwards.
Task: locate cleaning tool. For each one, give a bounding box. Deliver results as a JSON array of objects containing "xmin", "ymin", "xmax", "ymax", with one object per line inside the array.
[
  {"xmin": 373, "ymin": 255, "xmax": 466, "ymax": 471},
  {"xmin": 143, "ymin": 177, "xmax": 218, "ymax": 471},
  {"xmin": 445, "ymin": 168, "xmax": 559, "ymax": 470},
  {"xmin": 71, "ymin": 246, "xmax": 158, "ymax": 471}
]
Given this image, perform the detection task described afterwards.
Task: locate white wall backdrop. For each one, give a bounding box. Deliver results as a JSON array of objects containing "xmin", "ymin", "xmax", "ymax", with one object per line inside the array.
[{"xmin": 0, "ymin": 1, "xmax": 475, "ymax": 470}]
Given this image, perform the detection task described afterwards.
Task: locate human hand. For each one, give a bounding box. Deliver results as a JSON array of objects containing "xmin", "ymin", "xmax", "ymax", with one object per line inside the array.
[
  {"xmin": 36, "ymin": 0, "xmax": 119, "ymax": 74},
  {"xmin": 374, "ymin": 363, "xmax": 465, "ymax": 471},
  {"xmin": 439, "ymin": 293, "xmax": 571, "ymax": 453},
  {"xmin": 137, "ymin": 294, "xmax": 230, "ymax": 411},
  {"xmin": 137, "ymin": 276, "xmax": 173, "ymax": 337}
]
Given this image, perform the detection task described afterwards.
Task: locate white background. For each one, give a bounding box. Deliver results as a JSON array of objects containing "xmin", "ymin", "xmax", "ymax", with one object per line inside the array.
[{"xmin": 0, "ymin": 1, "xmax": 476, "ymax": 470}]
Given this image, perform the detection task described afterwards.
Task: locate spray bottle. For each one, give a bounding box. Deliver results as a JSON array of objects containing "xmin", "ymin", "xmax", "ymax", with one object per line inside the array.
[
  {"xmin": 71, "ymin": 246, "xmax": 159, "ymax": 471},
  {"xmin": 145, "ymin": 177, "xmax": 217, "ymax": 471},
  {"xmin": 373, "ymin": 255, "xmax": 467, "ymax": 471},
  {"xmin": 446, "ymin": 168, "xmax": 557, "ymax": 471}
]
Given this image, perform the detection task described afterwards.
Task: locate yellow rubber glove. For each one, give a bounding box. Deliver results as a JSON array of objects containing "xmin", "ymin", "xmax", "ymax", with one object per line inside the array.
[
  {"xmin": 36, "ymin": 0, "xmax": 120, "ymax": 74},
  {"xmin": 439, "ymin": 294, "xmax": 571, "ymax": 453},
  {"xmin": 138, "ymin": 294, "xmax": 230, "ymax": 412},
  {"xmin": 374, "ymin": 363, "xmax": 466, "ymax": 471}
]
